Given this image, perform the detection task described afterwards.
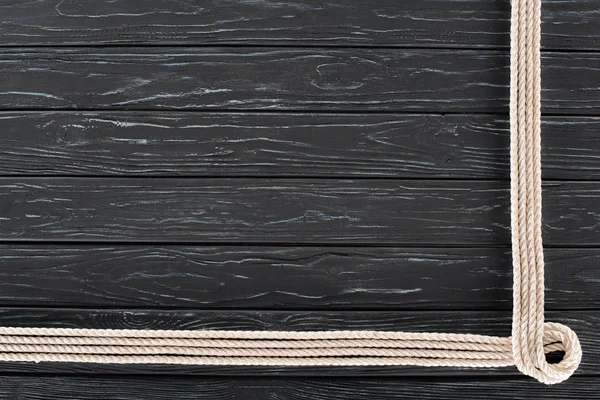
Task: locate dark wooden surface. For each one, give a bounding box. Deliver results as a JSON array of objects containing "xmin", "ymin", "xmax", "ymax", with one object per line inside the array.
[
  {"xmin": 1, "ymin": 49, "xmax": 599, "ymax": 113},
  {"xmin": 3, "ymin": 113, "xmax": 600, "ymax": 179},
  {"xmin": 1, "ymin": 0, "xmax": 599, "ymax": 50},
  {"xmin": 0, "ymin": 376, "xmax": 597, "ymax": 399},
  {"xmin": 0, "ymin": 246, "xmax": 598, "ymax": 310},
  {"xmin": 3, "ymin": 179, "xmax": 600, "ymax": 245},
  {"xmin": 0, "ymin": 1, "xmax": 598, "ymax": 398}
]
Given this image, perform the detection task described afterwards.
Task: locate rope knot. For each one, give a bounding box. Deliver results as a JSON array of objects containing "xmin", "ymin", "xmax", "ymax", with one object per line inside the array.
[{"xmin": 514, "ymin": 322, "xmax": 582, "ymax": 385}]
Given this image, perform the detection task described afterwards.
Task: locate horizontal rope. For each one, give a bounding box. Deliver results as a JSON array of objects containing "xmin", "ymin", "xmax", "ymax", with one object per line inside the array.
[{"xmin": 0, "ymin": 324, "xmax": 571, "ymax": 370}]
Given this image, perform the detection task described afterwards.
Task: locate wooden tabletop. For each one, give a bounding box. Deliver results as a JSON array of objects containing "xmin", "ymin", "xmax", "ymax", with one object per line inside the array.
[{"xmin": 0, "ymin": 1, "xmax": 598, "ymax": 398}]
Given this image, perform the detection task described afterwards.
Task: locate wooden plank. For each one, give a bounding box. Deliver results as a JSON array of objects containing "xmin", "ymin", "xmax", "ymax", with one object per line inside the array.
[
  {"xmin": 0, "ymin": 245, "xmax": 597, "ymax": 310},
  {"xmin": 0, "ymin": 376, "xmax": 596, "ymax": 400},
  {"xmin": 0, "ymin": 308, "xmax": 596, "ymax": 376},
  {"xmin": 2, "ymin": 112, "xmax": 600, "ymax": 179},
  {"xmin": 0, "ymin": 49, "xmax": 598, "ymax": 114},
  {"xmin": 1, "ymin": 1, "xmax": 599, "ymax": 50},
  {"xmin": 1, "ymin": 178, "xmax": 600, "ymax": 245}
]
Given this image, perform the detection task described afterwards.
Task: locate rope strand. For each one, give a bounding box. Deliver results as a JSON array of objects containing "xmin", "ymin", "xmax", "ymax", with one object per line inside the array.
[{"xmin": 0, "ymin": 0, "xmax": 581, "ymax": 384}]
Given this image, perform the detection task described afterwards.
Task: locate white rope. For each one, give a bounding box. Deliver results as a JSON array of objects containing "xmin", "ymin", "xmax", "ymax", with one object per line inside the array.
[{"xmin": 0, "ymin": 0, "xmax": 581, "ymax": 384}]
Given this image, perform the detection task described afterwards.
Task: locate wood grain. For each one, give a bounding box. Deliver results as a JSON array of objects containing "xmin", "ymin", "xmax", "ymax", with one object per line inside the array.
[
  {"xmin": 0, "ymin": 375, "xmax": 597, "ymax": 400},
  {"xmin": 2, "ymin": 112, "xmax": 600, "ymax": 179},
  {"xmin": 0, "ymin": 49, "xmax": 598, "ymax": 114},
  {"xmin": 1, "ymin": 0, "xmax": 597, "ymax": 395},
  {"xmin": 2, "ymin": 178, "xmax": 600, "ymax": 245},
  {"xmin": 0, "ymin": 308, "xmax": 596, "ymax": 376},
  {"xmin": 1, "ymin": 0, "xmax": 599, "ymax": 50},
  {"xmin": 0, "ymin": 245, "xmax": 596, "ymax": 310}
]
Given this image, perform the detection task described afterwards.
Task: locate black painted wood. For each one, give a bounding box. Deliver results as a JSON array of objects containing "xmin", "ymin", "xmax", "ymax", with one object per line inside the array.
[
  {"xmin": 0, "ymin": 245, "xmax": 597, "ymax": 310},
  {"xmin": 0, "ymin": 308, "xmax": 596, "ymax": 376},
  {"xmin": 2, "ymin": 178, "xmax": 600, "ymax": 245},
  {"xmin": 0, "ymin": 49, "xmax": 598, "ymax": 114},
  {"xmin": 1, "ymin": 0, "xmax": 599, "ymax": 51},
  {"xmin": 2, "ymin": 112, "xmax": 600, "ymax": 179},
  {"xmin": 1, "ymin": 0, "xmax": 597, "ymax": 395},
  {"xmin": 0, "ymin": 376, "xmax": 597, "ymax": 400}
]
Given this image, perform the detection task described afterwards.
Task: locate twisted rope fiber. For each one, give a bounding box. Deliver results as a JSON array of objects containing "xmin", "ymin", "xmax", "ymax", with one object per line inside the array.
[{"xmin": 0, "ymin": 0, "xmax": 581, "ymax": 384}]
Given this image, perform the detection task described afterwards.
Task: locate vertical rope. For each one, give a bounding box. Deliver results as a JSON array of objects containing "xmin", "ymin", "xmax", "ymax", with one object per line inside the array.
[
  {"xmin": 0, "ymin": 0, "xmax": 581, "ymax": 384},
  {"xmin": 509, "ymin": 0, "xmax": 582, "ymax": 384}
]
